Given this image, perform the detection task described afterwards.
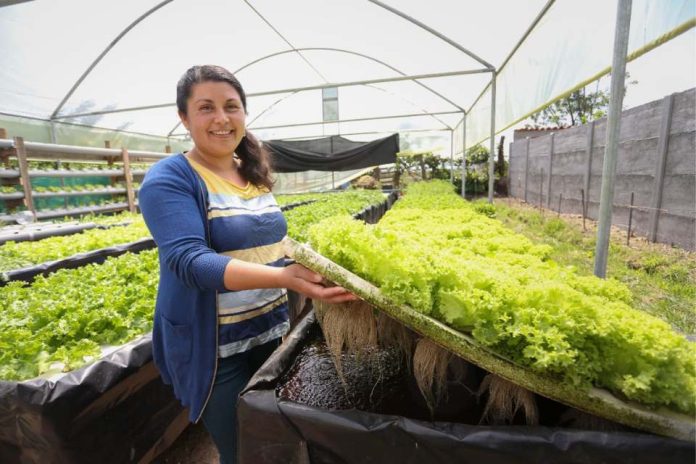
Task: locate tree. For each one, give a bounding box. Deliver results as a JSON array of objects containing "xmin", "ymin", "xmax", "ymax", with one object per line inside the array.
[
  {"xmin": 531, "ymin": 87, "xmax": 609, "ymax": 127},
  {"xmin": 530, "ymin": 74, "xmax": 636, "ymax": 127}
]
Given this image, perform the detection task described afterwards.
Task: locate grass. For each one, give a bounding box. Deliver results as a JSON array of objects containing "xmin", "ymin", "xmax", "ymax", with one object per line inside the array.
[{"xmin": 487, "ymin": 198, "xmax": 696, "ymax": 335}]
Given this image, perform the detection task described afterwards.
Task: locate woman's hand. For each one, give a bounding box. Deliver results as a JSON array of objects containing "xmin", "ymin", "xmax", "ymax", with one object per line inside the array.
[{"xmin": 279, "ymin": 264, "xmax": 358, "ymax": 304}]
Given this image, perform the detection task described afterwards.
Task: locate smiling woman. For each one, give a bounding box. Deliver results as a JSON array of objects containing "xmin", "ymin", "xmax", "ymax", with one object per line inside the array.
[{"xmin": 138, "ymin": 65, "xmax": 356, "ymax": 464}]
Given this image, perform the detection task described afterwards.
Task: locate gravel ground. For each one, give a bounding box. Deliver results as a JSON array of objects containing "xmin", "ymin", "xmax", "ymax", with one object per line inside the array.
[{"xmin": 152, "ymin": 422, "xmax": 219, "ymax": 464}]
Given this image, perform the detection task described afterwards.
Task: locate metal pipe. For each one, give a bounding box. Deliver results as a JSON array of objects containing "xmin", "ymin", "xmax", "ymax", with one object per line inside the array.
[
  {"xmin": 249, "ymin": 110, "xmax": 461, "ymax": 131},
  {"xmin": 594, "ymin": 0, "xmax": 633, "ymax": 278},
  {"xmin": 49, "ymin": 1, "xmax": 174, "ymax": 120},
  {"xmin": 450, "ymin": 129, "xmax": 454, "ymax": 184},
  {"xmin": 54, "ymin": 69, "xmax": 488, "ymax": 121},
  {"xmin": 234, "ymin": 47, "xmax": 466, "ymax": 112},
  {"xmin": 487, "ymin": 70, "xmax": 497, "ymax": 203},
  {"xmin": 461, "ymin": 116, "xmax": 467, "ymax": 199},
  {"xmin": 1, "ymin": 139, "xmax": 169, "ymax": 159},
  {"xmin": 467, "ymin": 0, "xmax": 556, "ymax": 114},
  {"xmin": 368, "ymin": 0, "xmax": 494, "ymax": 70}
]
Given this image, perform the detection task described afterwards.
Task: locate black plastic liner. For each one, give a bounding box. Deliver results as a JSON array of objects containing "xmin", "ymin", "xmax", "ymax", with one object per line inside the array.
[
  {"xmin": 352, "ymin": 191, "xmax": 398, "ymax": 225},
  {"xmin": 1, "ymin": 202, "xmax": 322, "ymax": 285},
  {"xmin": 0, "ymin": 334, "xmax": 186, "ymax": 464},
  {"xmin": 1, "ymin": 237, "xmax": 156, "ymax": 285},
  {"xmin": 0, "ymin": 223, "xmax": 98, "ymax": 245},
  {"xmin": 0, "ymin": 220, "xmax": 136, "ymax": 245},
  {"xmin": 266, "ymin": 134, "xmax": 399, "ymax": 173},
  {"xmin": 238, "ymin": 310, "xmax": 695, "ymax": 464}
]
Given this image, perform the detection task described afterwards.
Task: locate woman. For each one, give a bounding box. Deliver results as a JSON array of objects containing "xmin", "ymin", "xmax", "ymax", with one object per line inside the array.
[{"xmin": 139, "ymin": 65, "xmax": 355, "ymax": 464}]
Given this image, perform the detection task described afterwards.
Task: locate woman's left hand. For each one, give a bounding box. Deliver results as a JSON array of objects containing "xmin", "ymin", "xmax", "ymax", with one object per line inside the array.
[{"xmin": 279, "ymin": 264, "xmax": 358, "ymax": 304}]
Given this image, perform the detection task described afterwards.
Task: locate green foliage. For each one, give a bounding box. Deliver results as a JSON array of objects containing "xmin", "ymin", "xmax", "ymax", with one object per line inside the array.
[
  {"xmin": 0, "ymin": 250, "xmax": 159, "ymax": 380},
  {"xmin": 0, "ymin": 190, "xmax": 390, "ymax": 380},
  {"xmin": 284, "ymin": 190, "xmax": 385, "ymax": 243},
  {"xmin": 308, "ymin": 180, "xmax": 696, "ymax": 414},
  {"xmin": 529, "ymin": 75, "xmax": 636, "ymax": 127},
  {"xmin": 493, "ymin": 201, "xmax": 696, "ymax": 334},
  {"xmin": 0, "ymin": 217, "xmax": 150, "ymax": 272}
]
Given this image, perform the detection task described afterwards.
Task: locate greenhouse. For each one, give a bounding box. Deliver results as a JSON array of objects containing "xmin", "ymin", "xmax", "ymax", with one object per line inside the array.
[{"xmin": 0, "ymin": 0, "xmax": 694, "ymax": 463}]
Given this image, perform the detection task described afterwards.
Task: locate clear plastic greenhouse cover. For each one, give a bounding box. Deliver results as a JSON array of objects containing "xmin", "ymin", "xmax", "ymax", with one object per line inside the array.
[{"xmin": 0, "ymin": 0, "xmax": 694, "ymax": 155}]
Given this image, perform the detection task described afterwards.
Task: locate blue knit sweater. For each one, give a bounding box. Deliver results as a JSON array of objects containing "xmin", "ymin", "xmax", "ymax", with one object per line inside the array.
[{"xmin": 139, "ymin": 154, "xmax": 232, "ymax": 422}]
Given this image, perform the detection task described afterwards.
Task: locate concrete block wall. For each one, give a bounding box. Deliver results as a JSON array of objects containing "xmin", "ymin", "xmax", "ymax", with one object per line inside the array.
[{"xmin": 508, "ymin": 88, "xmax": 695, "ymax": 250}]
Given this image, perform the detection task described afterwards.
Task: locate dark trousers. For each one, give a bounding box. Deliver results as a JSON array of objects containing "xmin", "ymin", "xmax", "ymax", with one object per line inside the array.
[{"xmin": 201, "ymin": 339, "xmax": 280, "ymax": 464}]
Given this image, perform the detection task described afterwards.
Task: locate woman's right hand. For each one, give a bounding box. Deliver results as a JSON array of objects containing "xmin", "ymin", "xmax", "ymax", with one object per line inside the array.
[{"xmin": 279, "ymin": 264, "xmax": 358, "ymax": 304}]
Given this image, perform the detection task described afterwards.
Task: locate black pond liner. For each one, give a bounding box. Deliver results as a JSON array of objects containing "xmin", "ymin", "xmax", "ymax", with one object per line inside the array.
[
  {"xmin": 1, "ymin": 237, "xmax": 156, "ymax": 285},
  {"xmin": 238, "ymin": 310, "xmax": 695, "ymax": 464},
  {"xmin": 0, "ymin": 334, "xmax": 187, "ymax": 464},
  {"xmin": 0, "ymin": 220, "xmax": 136, "ymax": 245}
]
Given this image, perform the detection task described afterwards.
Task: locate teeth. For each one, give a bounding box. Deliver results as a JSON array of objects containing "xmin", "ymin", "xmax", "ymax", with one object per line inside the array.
[{"xmin": 212, "ymin": 130, "xmax": 232, "ymax": 135}]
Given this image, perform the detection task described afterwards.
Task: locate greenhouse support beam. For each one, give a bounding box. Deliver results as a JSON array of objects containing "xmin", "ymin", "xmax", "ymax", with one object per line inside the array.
[
  {"xmin": 243, "ymin": 111, "xmax": 462, "ymax": 132},
  {"xmin": 368, "ymin": 0, "xmax": 494, "ymax": 70},
  {"xmin": 271, "ymin": 127, "xmax": 452, "ymax": 141},
  {"xmin": 49, "ymin": 0, "xmax": 174, "ymax": 120},
  {"xmin": 467, "ymin": 0, "xmax": 555, "ymax": 114},
  {"xmin": 487, "ymin": 70, "xmax": 497, "ymax": 203},
  {"xmin": 594, "ymin": 0, "xmax": 632, "ymax": 278},
  {"xmin": 450, "ymin": 129, "xmax": 454, "ymax": 184},
  {"xmin": 234, "ymin": 47, "xmax": 466, "ymax": 113},
  {"xmin": 242, "ymin": 0, "xmax": 329, "ymax": 84},
  {"xmin": 461, "ymin": 116, "xmax": 467, "ymax": 199},
  {"xmin": 54, "ymin": 69, "xmax": 486, "ymax": 121}
]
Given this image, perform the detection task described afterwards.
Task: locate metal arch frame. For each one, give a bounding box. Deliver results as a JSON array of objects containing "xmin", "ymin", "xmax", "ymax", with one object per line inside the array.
[
  {"xmin": 44, "ymin": 0, "xmax": 505, "ymax": 142},
  {"xmin": 241, "ymin": 0, "xmax": 329, "ymax": 85},
  {"xmin": 466, "ymin": 0, "xmax": 556, "ymax": 115},
  {"xmin": 48, "ymin": 0, "xmax": 174, "ymax": 120},
  {"xmin": 233, "ymin": 47, "xmax": 466, "ymax": 113},
  {"xmin": 53, "ymin": 68, "xmax": 484, "ymax": 121},
  {"xmin": 165, "ymin": 46, "xmax": 472, "ymax": 137},
  {"xmin": 367, "ymin": 0, "xmax": 494, "ymax": 70},
  {"xmin": 170, "ymin": 110, "xmax": 462, "ymax": 135}
]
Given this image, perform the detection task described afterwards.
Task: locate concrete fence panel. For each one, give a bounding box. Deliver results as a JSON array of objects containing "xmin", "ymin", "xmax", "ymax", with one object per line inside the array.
[{"xmin": 508, "ymin": 88, "xmax": 695, "ymax": 250}]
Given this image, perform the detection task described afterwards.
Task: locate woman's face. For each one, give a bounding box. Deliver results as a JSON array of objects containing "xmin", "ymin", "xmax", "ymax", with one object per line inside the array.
[{"xmin": 179, "ymin": 80, "xmax": 246, "ymax": 159}]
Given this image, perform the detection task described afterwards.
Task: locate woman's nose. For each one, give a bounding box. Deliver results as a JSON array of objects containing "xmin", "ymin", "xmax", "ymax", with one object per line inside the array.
[{"xmin": 213, "ymin": 108, "xmax": 228, "ymax": 124}]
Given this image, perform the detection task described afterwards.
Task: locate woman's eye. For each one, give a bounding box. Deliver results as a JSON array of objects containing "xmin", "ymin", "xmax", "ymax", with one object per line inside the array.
[{"xmin": 200, "ymin": 105, "xmax": 212, "ymax": 112}]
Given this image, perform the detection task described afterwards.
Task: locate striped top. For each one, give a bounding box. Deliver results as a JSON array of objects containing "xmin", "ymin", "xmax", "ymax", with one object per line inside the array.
[{"xmin": 188, "ymin": 157, "xmax": 289, "ymax": 358}]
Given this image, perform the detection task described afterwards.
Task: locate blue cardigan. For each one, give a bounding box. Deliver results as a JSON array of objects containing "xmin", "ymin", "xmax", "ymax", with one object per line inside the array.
[{"xmin": 139, "ymin": 154, "xmax": 232, "ymax": 422}]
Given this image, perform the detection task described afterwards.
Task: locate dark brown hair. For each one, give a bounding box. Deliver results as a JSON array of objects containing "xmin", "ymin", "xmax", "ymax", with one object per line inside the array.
[{"xmin": 177, "ymin": 65, "xmax": 274, "ymax": 191}]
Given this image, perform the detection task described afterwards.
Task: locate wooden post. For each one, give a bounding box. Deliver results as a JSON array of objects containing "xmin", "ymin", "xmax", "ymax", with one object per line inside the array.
[
  {"xmin": 583, "ymin": 121, "xmax": 595, "ymax": 217},
  {"xmin": 121, "ymin": 148, "xmax": 136, "ymax": 213},
  {"xmin": 627, "ymin": 192, "xmax": 634, "ymax": 246},
  {"xmin": 165, "ymin": 145, "xmax": 172, "ymax": 154},
  {"xmin": 558, "ymin": 193, "xmax": 563, "ymax": 217},
  {"xmin": 14, "ymin": 137, "xmax": 36, "ymax": 219},
  {"xmin": 648, "ymin": 94, "xmax": 674, "ymax": 242},
  {"xmin": 546, "ymin": 133, "xmax": 554, "ymax": 208},
  {"xmin": 523, "ymin": 137, "xmax": 530, "ymax": 203},
  {"xmin": 539, "ymin": 168, "xmax": 544, "ymax": 212},
  {"xmin": 105, "ymin": 140, "xmax": 117, "ymax": 167},
  {"xmin": 0, "ymin": 128, "xmax": 10, "ymax": 168},
  {"xmin": 581, "ymin": 189, "xmax": 586, "ymax": 231}
]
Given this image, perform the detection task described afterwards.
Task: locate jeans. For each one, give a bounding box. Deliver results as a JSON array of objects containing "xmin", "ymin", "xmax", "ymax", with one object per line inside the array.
[{"xmin": 200, "ymin": 338, "xmax": 280, "ymax": 464}]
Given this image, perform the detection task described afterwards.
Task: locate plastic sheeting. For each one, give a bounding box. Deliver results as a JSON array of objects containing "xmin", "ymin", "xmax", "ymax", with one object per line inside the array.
[
  {"xmin": 265, "ymin": 134, "xmax": 398, "ymax": 172},
  {"xmin": 1, "ymin": 0, "xmax": 693, "ymax": 152},
  {"xmin": 238, "ymin": 310, "xmax": 695, "ymax": 464},
  {"xmin": 0, "ymin": 333, "xmax": 187, "ymax": 464}
]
